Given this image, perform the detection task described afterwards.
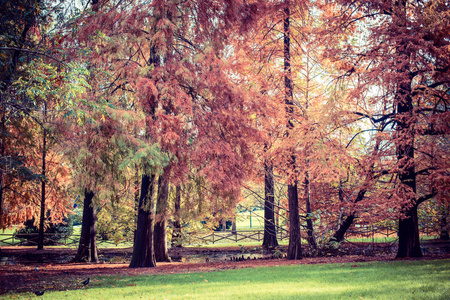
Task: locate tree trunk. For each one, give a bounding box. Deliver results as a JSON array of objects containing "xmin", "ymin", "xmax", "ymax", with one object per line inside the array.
[
  {"xmin": 262, "ymin": 161, "xmax": 278, "ymax": 249},
  {"xmin": 395, "ymin": 144, "xmax": 421, "ymax": 258},
  {"xmin": 391, "ymin": 0, "xmax": 421, "ymax": 259},
  {"xmin": 440, "ymin": 212, "xmax": 449, "ymax": 240},
  {"xmin": 232, "ymin": 218, "xmax": 237, "ymax": 235},
  {"xmin": 332, "ymin": 188, "xmax": 367, "ymax": 242},
  {"xmin": 154, "ymin": 172, "xmax": 170, "ymax": 262},
  {"xmin": 284, "ymin": 0, "xmax": 302, "ymax": 260},
  {"xmin": 331, "ymin": 131, "xmax": 383, "ymax": 244},
  {"xmin": 304, "ymin": 173, "xmax": 316, "ymax": 250},
  {"xmin": 130, "ymin": 173, "xmax": 156, "ymax": 268},
  {"xmin": 74, "ymin": 189, "xmax": 98, "ymax": 263},
  {"xmin": 171, "ymin": 184, "xmax": 182, "ymax": 247},
  {"xmin": 133, "ymin": 166, "xmax": 140, "ymax": 243},
  {"xmin": 287, "ymin": 183, "xmax": 302, "ymax": 259},
  {"xmin": 37, "ymin": 103, "xmax": 47, "ymax": 250},
  {"xmin": 397, "ymin": 205, "xmax": 422, "ymax": 258},
  {"xmin": 333, "ymin": 214, "xmax": 355, "ymax": 243},
  {"xmin": 303, "ymin": 45, "xmax": 316, "ymax": 252}
]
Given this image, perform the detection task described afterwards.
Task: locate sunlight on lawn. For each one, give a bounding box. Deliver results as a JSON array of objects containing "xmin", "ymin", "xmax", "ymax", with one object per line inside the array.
[{"xmin": 7, "ymin": 259, "xmax": 449, "ymax": 300}]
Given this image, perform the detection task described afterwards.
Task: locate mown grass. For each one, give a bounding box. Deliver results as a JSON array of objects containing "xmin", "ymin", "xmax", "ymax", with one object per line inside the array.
[
  {"xmin": 5, "ymin": 259, "xmax": 449, "ymax": 299},
  {"xmin": 197, "ymin": 240, "xmax": 289, "ymax": 248},
  {"xmin": 0, "ymin": 228, "xmax": 16, "ymax": 246},
  {"xmin": 347, "ymin": 235, "xmax": 439, "ymax": 244},
  {"xmin": 235, "ymin": 209, "xmax": 265, "ymax": 229}
]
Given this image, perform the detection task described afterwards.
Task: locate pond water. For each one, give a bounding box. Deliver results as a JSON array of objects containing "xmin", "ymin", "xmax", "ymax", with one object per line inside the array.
[{"xmin": 171, "ymin": 252, "xmax": 267, "ymax": 263}]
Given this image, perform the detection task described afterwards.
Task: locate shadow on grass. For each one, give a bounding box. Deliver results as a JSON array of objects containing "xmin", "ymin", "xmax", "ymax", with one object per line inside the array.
[{"xmin": 10, "ymin": 259, "xmax": 450, "ymax": 300}]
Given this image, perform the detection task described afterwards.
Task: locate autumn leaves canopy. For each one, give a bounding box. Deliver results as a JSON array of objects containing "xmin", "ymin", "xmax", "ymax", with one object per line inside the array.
[{"xmin": 0, "ymin": 0, "xmax": 448, "ymax": 261}]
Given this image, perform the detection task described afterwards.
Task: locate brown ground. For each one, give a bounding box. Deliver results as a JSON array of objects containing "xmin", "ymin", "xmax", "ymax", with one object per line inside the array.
[{"xmin": 0, "ymin": 241, "xmax": 449, "ymax": 295}]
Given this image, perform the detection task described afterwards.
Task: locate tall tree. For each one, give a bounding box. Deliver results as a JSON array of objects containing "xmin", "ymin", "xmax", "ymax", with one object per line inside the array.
[
  {"xmin": 284, "ymin": 0, "xmax": 302, "ymax": 260},
  {"xmin": 0, "ymin": 0, "xmax": 41, "ymax": 228},
  {"xmin": 37, "ymin": 103, "xmax": 48, "ymax": 250},
  {"xmin": 66, "ymin": 0, "xmax": 288, "ymax": 268},
  {"xmin": 320, "ymin": 0, "xmax": 450, "ymax": 257},
  {"xmin": 0, "ymin": 0, "xmax": 88, "ymax": 232}
]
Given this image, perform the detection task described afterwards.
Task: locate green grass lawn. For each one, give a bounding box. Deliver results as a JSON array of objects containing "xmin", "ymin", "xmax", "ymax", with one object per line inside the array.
[
  {"xmin": 0, "ymin": 228, "xmax": 17, "ymax": 246},
  {"xmin": 236, "ymin": 209, "xmax": 265, "ymax": 229},
  {"xmin": 4, "ymin": 259, "xmax": 449, "ymax": 299}
]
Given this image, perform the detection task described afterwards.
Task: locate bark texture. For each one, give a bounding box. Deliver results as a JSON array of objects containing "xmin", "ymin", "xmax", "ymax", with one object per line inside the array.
[
  {"xmin": 130, "ymin": 174, "xmax": 156, "ymax": 268},
  {"xmin": 154, "ymin": 172, "xmax": 170, "ymax": 262},
  {"xmin": 171, "ymin": 185, "xmax": 182, "ymax": 247},
  {"xmin": 74, "ymin": 189, "xmax": 98, "ymax": 263},
  {"xmin": 397, "ymin": 205, "xmax": 422, "ymax": 258},
  {"xmin": 440, "ymin": 213, "xmax": 449, "ymax": 240},
  {"xmin": 394, "ymin": 31, "xmax": 421, "ymax": 257},
  {"xmin": 304, "ymin": 173, "xmax": 316, "ymax": 250},
  {"xmin": 262, "ymin": 162, "xmax": 278, "ymax": 249},
  {"xmin": 284, "ymin": 0, "xmax": 302, "ymax": 260},
  {"xmin": 287, "ymin": 183, "xmax": 302, "ymax": 259}
]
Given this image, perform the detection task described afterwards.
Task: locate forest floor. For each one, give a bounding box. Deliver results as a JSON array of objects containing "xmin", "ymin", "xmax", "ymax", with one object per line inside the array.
[{"xmin": 0, "ymin": 240, "xmax": 449, "ymax": 295}]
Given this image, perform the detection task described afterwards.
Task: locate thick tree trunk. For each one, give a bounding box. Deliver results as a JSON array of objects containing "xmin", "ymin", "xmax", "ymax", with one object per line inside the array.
[
  {"xmin": 392, "ymin": 0, "xmax": 421, "ymax": 259},
  {"xmin": 154, "ymin": 172, "xmax": 170, "ymax": 262},
  {"xmin": 287, "ymin": 183, "xmax": 302, "ymax": 259},
  {"xmin": 395, "ymin": 72, "xmax": 421, "ymax": 257},
  {"xmin": 171, "ymin": 185, "xmax": 182, "ymax": 247},
  {"xmin": 395, "ymin": 88, "xmax": 420, "ymax": 258},
  {"xmin": 134, "ymin": 166, "xmax": 140, "ymax": 215},
  {"xmin": 130, "ymin": 174, "xmax": 156, "ymax": 268},
  {"xmin": 395, "ymin": 150, "xmax": 421, "ymax": 257},
  {"xmin": 397, "ymin": 205, "xmax": 422, "ymax": 258},
  {"xmin": 262, "ymin": 162, "xmax": 278, "ymax": 249},
  {"xmin": 74, "ymin": 189, "xmax": 98, "ymax": 263},
  {"xmin": 133, "ymin": 166, "xmax": 139, "ymax": 243}
]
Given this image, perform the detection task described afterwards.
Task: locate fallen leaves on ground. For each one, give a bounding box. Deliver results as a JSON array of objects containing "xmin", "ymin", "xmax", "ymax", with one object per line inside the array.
[{"xmin": 0, "ymin": 246, "xmax": 448, "ymax": 295}]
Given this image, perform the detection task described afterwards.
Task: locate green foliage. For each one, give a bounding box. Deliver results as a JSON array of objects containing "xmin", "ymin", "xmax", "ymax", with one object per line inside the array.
[
  {"xmin": 12, "ymin": 59, "xmax": 91, "ymax": 123},
  {"xmin": 122, "ymin": 142, "xmax": 169, "ymax": 172},
  {"xmin": 16, "ymin": 217, "xmax": 74, "ymax": 246},
  {"xmin": 0, "ymin": 156, "xmax": 40, "ymax": 182},
  {"xmin": 418, "ymin": 201, "xmax": 449, "ymax": 236},
  {"xmin": 96, "ymin": 200, "xmax": 136, "ymax": 245},
  {"xmin": 272, "ymin": 246, "xmax": 284, "ymax": 258}
]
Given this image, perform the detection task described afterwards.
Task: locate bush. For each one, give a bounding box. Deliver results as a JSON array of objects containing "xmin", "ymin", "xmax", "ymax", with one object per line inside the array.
[{"xmin": 16, "ymin": 216, "xmax": 74, "ymax": 246}]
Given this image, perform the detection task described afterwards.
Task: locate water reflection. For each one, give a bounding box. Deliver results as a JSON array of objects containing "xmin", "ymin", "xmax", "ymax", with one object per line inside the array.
[{"xmin": 171, "ymin": 252, "xmax": 267, "ymax": 263}]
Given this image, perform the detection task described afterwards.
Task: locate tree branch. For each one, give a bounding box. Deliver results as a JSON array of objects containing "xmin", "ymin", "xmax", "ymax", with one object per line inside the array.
[
  {"xmin": 0, "ymin": 47, "xmax": 67, "ymax": 65},
  {"xmin": 417, "ymin": 193, "xmax": 436, "ymax": 206}
]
